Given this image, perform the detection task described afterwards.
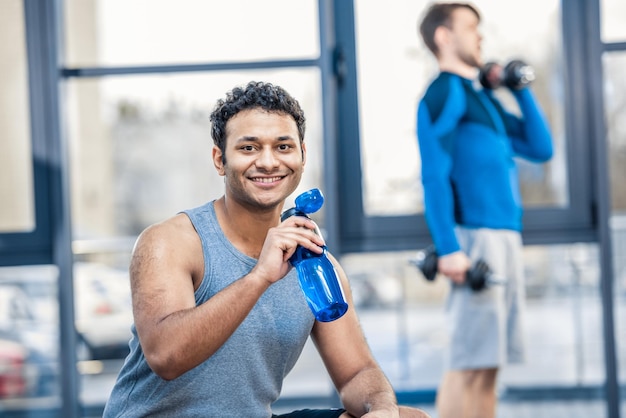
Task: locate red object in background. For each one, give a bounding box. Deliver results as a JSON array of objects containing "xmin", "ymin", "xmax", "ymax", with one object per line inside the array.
[{"xmin": 0, "ymin": 339, "xmax": 27, "ymax": 398}]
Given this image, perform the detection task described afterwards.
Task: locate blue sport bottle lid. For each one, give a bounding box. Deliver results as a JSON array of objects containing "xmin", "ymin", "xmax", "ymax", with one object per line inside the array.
[{"xmin": 294, "ymin": 188, "xmax": 324, "ymax": 215}]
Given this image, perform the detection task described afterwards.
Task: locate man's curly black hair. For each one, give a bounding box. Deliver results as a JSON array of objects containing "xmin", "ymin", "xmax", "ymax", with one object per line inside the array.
[{"xmin": 210, "ymin": 81, "xmax": 306, "ymax": 163}]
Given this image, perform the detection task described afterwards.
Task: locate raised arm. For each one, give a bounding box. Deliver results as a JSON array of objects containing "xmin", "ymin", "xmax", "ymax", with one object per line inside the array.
[
  {"xmin": 131, "ymin": 213, "xmax": 324, "ymax": 380},
  {"xmin": 490, "ymin": 88, "xmax": 553, "ymax": 162}
]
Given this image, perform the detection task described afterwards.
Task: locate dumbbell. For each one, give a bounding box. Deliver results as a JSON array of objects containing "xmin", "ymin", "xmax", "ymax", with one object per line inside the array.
[
  {"xmin": 409, "ymin": 246, "xmax": 504, "ymax": 291},
  {"xmin": 479, "ymin": 59, "xmax": 535, "ymax": 90}
]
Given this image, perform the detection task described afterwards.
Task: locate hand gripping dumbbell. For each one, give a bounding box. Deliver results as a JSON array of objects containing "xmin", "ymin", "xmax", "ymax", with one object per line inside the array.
[
  {"xmin": 479, "ymin": 59, "xmax": 535, "ymax": 90},
  {"xmin": 409, "ymin": 246, "xmax": 504, "ymax": 291}
]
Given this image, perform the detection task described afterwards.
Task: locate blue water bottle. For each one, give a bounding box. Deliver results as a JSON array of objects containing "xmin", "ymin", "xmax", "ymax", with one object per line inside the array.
[{"xmin": 281, "ymin": 189, "xmax": 349, "ymax": 322}]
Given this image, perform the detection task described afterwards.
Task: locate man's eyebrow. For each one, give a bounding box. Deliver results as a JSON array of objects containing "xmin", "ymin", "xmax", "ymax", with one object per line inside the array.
[
  {"xmin": 234, "ymin": 135, "xmax": 296, "ymax": 143},
  {"xmin": 234, "ymin": 135, "xmax": 259, "ymax": 143}
]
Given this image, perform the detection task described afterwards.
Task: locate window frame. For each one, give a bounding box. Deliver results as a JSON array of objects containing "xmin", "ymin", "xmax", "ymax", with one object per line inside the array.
[
  {"xmin": 332, "ymin": 1, "xmax": 598, "ymax": 255},
  {"xmin": 0, "ymin": 1, "xmax": 56, "ymax": 266}
]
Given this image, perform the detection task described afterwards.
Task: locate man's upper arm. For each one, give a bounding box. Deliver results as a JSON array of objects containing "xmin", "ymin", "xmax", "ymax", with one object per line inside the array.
[
  {"xmin": 310, "ymin": 255, "xmax": 379, "ymax": 391},
  {"xmin": 417, "ymin": 75, "xmax": 466, "ymax": 255},
  {"xmin": 130, "ymin": 216, "xmax": 200, "ymax": 349}
]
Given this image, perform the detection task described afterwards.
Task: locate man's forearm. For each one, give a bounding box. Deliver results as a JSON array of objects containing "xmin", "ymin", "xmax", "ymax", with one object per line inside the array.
[{"xmin": 339, "ymin": 367, "xmax": 399, "ymax": 416}]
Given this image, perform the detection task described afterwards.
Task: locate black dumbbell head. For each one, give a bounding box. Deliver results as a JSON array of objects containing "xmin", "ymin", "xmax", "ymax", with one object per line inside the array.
[
  {"xmin": 503, "ymin": 60, "xmax": 535, "ymax": 90},
  {"xmin": 414, "ymin": 245, "xmax": 438, "ymax": 281},
  {"xmin": 467, "ymin": 259, "xmax": 491, "ymax": 291},
  {"xmin": 478, "ymin": 61, "xmax": 502, "ymax": 90}
]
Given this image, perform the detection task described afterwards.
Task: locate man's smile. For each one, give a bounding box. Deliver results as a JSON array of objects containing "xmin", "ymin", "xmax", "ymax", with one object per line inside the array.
[{"xmin": 250, "ymin": 176, "xmax": 285, "ymax": 183}]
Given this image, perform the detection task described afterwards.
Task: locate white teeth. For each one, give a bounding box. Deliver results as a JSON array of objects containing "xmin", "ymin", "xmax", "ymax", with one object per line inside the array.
[{"xmin": 253, "ymin": 177, "xmax": 281, "ymax": 183}]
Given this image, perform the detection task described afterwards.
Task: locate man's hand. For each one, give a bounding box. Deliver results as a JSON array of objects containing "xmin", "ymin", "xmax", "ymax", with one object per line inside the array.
[
  {"xmin": 361, "ymin": 410, "xmax": 398, "ymax": 418},
  {"xmin": 250, "ymin": 216, "xmax": 325, "ymax": 286},
  {"xmin": 362, "ymin": 407, "xmax": 432, "ymax": 418},
  {"xmin": 438, "ymin": 251, "xmax": 471, "ymax": 284}
]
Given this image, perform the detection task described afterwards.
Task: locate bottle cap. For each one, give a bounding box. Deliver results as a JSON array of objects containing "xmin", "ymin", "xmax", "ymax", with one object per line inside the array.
[{"xmin": 294, "ymin": 188, "xmax": 324, "ymax": 214}]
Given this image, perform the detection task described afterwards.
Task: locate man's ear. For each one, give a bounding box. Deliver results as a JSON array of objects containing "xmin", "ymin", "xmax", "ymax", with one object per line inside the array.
[
  {"xmin": 433, "ymin": 25, "xmax": 450, "ymax": 52},
  {"xmin": 301, "ymin": 142, "xmax": 307, "ymax": 166},
  {"xmin": 212, "ymin": 146, "xmax": 225, "ymax": 176}
]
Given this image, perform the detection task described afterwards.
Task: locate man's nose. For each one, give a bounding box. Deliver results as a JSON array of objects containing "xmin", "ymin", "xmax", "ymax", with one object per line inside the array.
[{"xmin": 256, "ymin": 148, "xmax": 280, "ymax": 169}]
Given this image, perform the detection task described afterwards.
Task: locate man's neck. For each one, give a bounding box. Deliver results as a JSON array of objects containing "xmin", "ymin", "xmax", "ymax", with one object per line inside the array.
[
  {"xmin": 214, "ymin": 196, "xmax": 282, "ymax": 258},
  {"xmin": 438, "ymin": 58, "xmax": 478, "ymax": 80}
]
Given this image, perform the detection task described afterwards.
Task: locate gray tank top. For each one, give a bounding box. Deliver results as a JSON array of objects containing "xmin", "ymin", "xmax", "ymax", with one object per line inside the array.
[{"xmin": 103, "ymin": 201, "xmax": 315, "ymax": 417}]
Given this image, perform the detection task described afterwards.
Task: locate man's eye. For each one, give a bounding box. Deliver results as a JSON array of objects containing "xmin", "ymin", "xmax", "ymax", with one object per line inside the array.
[
  {"xmin": 278, "ymin": 144, "xmax": 292, "ymax": 151},
  {"xmin": 242, "ymin": 145, "xmax": 255, "ymax": 151}
]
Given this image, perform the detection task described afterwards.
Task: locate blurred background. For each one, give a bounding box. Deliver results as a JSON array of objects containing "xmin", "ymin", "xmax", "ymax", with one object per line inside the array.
[{"xmin": 0, "ymin": 0, "xmax": 625, "ymax": 417}]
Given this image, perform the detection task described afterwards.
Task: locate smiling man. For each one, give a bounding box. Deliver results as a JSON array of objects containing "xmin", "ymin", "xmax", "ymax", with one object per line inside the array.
[{"xmin": 103, "ymin": 81, "xmax": 430, "ymax": 418}]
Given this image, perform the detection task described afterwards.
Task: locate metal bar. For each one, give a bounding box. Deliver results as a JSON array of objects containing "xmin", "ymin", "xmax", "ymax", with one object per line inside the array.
[
  {"xmin": 603, "ymin": 41, "xmax": 626, "ymax": 52},
  {"xmin": 318, "ymin": 0, "xmax": 340, "ymax": 253},
  {"xmin": 72, "ymin": 237, "xmax": 137, "ymax": 255},
  {"xmin": 61, "ymin": 58, "xmax": 320, "ymax": 78},
  {"xmin": 332, "ymin": 0, "xmax": 366, "ymax": 253},
  {"xmin": 582, "ymin": 1, "xmax": 620, "ymax": 417},
  {"xmin": 319, "ymin": 0, "xmax": 342, "ymax": 407},
  {"xmin": 23, "ymin": 0, "xmax": 81, "ymax": 416}
]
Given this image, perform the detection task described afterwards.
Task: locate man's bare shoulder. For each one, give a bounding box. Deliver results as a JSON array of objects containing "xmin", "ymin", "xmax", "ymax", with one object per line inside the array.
[
  {"xmin": 134, "ymin": 213, "xmax": 199, "ymax": 256},
  {"xmin": 129, "ymin": 213, "xmax": 204, "ymax": 286}
]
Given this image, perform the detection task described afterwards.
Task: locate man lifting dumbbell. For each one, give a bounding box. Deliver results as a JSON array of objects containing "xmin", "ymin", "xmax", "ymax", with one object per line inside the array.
[
  {"xmin": 415, "ymin": 3, "xmax": 554, "ymax": 418},
  {"xmin": 479, "ymin": 60, "xmax": 536, "ymax": 90}
]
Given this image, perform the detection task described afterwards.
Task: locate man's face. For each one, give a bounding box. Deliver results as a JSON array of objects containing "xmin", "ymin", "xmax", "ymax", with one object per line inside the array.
[
  {"xmin": 448, "ymin": 8, "xmax": 483, "ymax": 68},
  {"xmin": 212, "ymin": 108, "xmax": 306, "ymax": 211}
]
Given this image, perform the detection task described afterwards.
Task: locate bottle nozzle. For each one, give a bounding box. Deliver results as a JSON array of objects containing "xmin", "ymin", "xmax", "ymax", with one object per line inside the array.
[{"xmin": 294, "ymin": 188, "xmax": 324, "ymax": 215}]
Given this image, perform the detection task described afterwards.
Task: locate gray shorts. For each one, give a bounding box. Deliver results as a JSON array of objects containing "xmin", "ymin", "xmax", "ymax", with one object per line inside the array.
[{"xmin": 445, "ymin": 227, "xmax": 526, "ymax": 370}]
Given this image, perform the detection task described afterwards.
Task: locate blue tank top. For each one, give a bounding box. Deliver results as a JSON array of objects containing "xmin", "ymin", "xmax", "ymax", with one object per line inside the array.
[{"xmin": 103, "ymin": 201, "xmax": 315, "ymax": 417}]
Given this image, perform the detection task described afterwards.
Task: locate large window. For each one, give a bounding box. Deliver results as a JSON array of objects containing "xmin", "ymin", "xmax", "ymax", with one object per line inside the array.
[
  {"xmin": 603, "ymin": 53, "xmax": 626, "ymax": 213},
  {"xmin": 63, "ymin": 0, "xmax": 325, "ymax": 244},
  {"xmin": 62, "ymin": 0, "xmax": 328, "ymax": 410},
  {"xmin": 0, "ymin": 0, "xmax": 34, "ymax": 233},
  {"xmin": 335, "ymin": 1, "xmax": 594, "ymax": 254},
  {"xmin": 66, "ymin": 71, "xmax": 324, "ymax": 243},
  {"xmin": 65, "ymin": 0, "xmax": 319, "ymax": 67},
  {"xmin": 601, "ymin": 0, "xmax": 626, "ymax": 43},
  {"xmin": 332, "ymin": 1, "xmax": 622, "ymax": 415},
  {"xmin": 0, "ymin": 265, "xmax": 60, "ymax": 407},
  {"xmin": 355, "ymin": 0, "xmax": 566, "ymax": 217}
]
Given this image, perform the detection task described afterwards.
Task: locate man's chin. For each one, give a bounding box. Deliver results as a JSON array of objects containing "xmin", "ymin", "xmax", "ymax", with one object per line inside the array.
[{"xmin": 249, "ymin": 187, "xmax": 293, "ymax": 209}]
